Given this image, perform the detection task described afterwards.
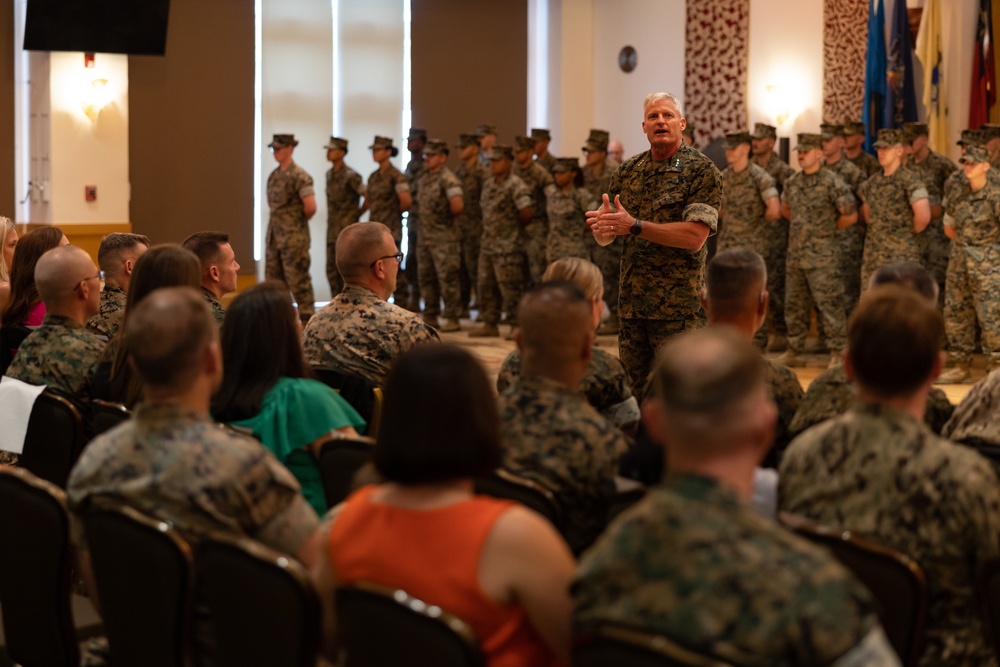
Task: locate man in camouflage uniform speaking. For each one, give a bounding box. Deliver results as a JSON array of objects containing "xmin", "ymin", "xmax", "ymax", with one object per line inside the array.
[
  {"xmin": 266, "ymin": 133, "xmax": 317, "ymax": 324},
  {"xmin": 574, "ymin": 326, "xmax": 898, "ymax": 665},
  {"xmin": 587, "ymin": 92, "xmax": 722, "ymax": 400}
]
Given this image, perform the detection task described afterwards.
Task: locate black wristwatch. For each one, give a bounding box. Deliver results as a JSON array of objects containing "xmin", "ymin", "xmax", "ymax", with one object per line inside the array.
[{"xmin": 629, "ymin": 218, "xmax": 643, "ymax": 236}]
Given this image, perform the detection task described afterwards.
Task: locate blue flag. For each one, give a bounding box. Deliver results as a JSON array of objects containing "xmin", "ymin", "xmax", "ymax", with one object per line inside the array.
[
  {"xmin": 885, "ymin": 0, "xmax": 918, "ymax": 127},
  {"xmin": 863, "ymin": 0, "xmax": 887, "ymax": 152}
]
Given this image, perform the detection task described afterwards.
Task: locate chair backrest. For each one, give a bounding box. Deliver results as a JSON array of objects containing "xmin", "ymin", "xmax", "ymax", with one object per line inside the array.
[
  {"xmin": 0, "ymin": 325, "xmax": 32, "ymax": 375},
  {"xmin": 89, "ymin": 399, "xmax": 131, "ymax": 438},
  {"xmin": 0, "ymin": 466, "xmax": 80, "ymax": 667},
  {"xmin": 318, "ymin": 436, "xmax": 375, "ymax": 508},
  {"xmin": 311, "ymin": 365, "xmax": 381, "ymax": 437},
  {"xmin": 779, "ymin": 512, "xmax": 927, "ymax": 667},
  {"xmin": 473, "ymin": 469, "xmax": 563, "ymax": 531},
  {"xmin": 574, "ymin": 624, "xmax": 735, "ymax": 667},
  {"xmin": 335, "ymin": 581, "xmax": 485, "ymax": 667},
  {"xmin": 197, "ymin": 533, "xmax": 321, "ymax": 667},
  {"xmin": 19, "ymin": 391, "xmax": 85, "ymax": 488},
  {"xmin": 979, "ymin": 559, "xmax": 1000, "ymax": 663},
  {"xmin": 81, "ymin": 497, "xmax": 195, "ymax": 667}
]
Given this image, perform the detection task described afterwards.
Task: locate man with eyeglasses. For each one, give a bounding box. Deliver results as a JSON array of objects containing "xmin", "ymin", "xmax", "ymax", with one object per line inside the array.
[
  {"xmin": 266, "ymin": 133, "xmax": 317, "ymax": 325},
  {"xmin": 301, "ymin": 222, "xmax": 439, "ymax": 385},
  {"xmin": 5, "ymin": 246, "xmax": 104, "ymax": 461}
]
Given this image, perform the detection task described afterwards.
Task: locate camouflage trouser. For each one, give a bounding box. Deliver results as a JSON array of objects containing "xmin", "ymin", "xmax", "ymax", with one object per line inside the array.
[
  {"xmin": 478, "ymin": 251, "xmax": 525, "ymax": 326},
  {"xmin": 459, "ymin": 219, "xmax": 482, "ymax": 308},
  {"xmin": 861, "ymin": 241, "xmax": 922, "ymax": 294},
  {"xmin": 917, "ymin": 218, "xmax": 951, "ymax": 308},
  {"xmin": 384, "ymin": 218, "xmax": 410, "ymax": 306},
  {"xmin": 786, "ymin": 264, "xmax": 847, "ymax": 352},
  {"xmin": 762, "ymin": 220, "xmax": 789, "ymax": 335},
  {"xmin": 945, "ymin": 247, "xmax": 1000, "ymax": 366},
  {"xmin": 265, "ymin": 220, "xmax": 315, "ymax": 319},
  {"xmin": 838, "ymin": 223, "xmax": 866, "ymax": 317},
  {"xmin": 591, "ymin": 238, "xmax": 623, "ymax": 318},
  {"xmin": 619, "ymin": 316, "xmax": 703, "ymax": 402},
  {"xmin": 523, "ymin": 221, "xmax": 548, "ymax": 286},
  {"xmin": 546, "ymin": 239, "xmax": 590, "ymax": 266},
  {"xmin": 418, "ymin": 240, "xmax": 462, "ymax": 319},
  {"xmin": 326, "ymin": 219, "xmax": 351, "ymax": 296},
  {"xmin": 405, "ymin": 213, "xmax": 420, "ymax": 298}
]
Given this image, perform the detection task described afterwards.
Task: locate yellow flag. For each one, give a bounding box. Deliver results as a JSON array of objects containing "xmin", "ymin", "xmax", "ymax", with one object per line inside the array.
[{"xmin": 916, "ymin": 0, "xmax": 947, "ymax": 153}]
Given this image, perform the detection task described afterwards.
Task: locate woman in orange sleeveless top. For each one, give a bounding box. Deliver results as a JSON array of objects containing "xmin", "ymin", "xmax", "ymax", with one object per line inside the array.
[{"xmin": 306, "ymin": 344, "xmax": 574, "ymax": 666}]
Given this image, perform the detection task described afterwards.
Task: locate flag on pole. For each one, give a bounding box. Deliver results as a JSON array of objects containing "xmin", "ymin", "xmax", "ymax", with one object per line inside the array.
[
  {"xmin": 970, "ymin": 0, "xmax": 996, "ymax": 128},
  {"xmin": 863, "ymin": 0, "xmax": 887, "ymax": 153},
  {"xmin": 884, "ymin": 0, "xmax": 918, "ymax": 128},
  {"xmin": 916, "ymin": 0, "xmax": 947, "ymax": 153}
]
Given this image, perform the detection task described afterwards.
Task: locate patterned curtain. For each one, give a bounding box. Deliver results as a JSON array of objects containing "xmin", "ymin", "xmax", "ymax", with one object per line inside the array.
[
  {"xmin": 824, "ymin": 0, "xmax": 869, "ymax": 122},
  {"xmin": 684, "ymin": 0, "xmax": 749, "ymax": 146}
]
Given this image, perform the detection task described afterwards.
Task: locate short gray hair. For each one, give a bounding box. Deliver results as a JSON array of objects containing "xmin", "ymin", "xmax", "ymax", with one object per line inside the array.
[{"xmin": 643, "ymin": 92, "xmax": 684, "ymax": 118}]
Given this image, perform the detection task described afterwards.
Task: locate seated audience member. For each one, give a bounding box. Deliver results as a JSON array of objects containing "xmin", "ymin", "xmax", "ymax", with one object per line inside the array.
[
  {"xmin": 96, "ymin": 244, "xmax": 202, "ymax": 408},
  {"xmin": 943, "ymin": 365, "xmax": 1000, "ymax": 457},
  {"xmin": 496, "ymin": 257, "xmax": 639, "ymax": 434},
  {"xmin": 498, "ymin": 281, "xmax": 627, "ymax": 554},
  {"xmin": 701, "ymin": 248, "xmax": 802, "ymax": 465},
  {"xmin": 0, "ymin": 226, "xmax": 68, "ymax": 327},
  {"xmin": 574, "ymin": 327, "xmax": 897, "ymax": 666},
  {"xmin": 301, "ymin": 221, "xmax": 439, "ymax": 384},
  {"xmin": 307, "ymin": 344, "xmax": 573, "ymax": 666},
  {"xmin": 780, "ymin": 285, "xmax": 1000, "ymax": 666},
  {"xmin": 86, "ymin": 232, "xmax": 150, "ymax": 338},
  {"xmin": 788, "ymin": 262, "xmax": 953, "ymax": 437},
  {"xmin": 212, "ymin": 281, "xmax": 365, "ymax": 516},
  {"xmin": 3, "ymin": 245, "xmax": 104, "ymax": 465},
  {"xmin": 0, "ymin": 216, "xmax": 17, "ymax": 305},
  {"xmin": 182, "ymin": 231, "xmax": 241, "ymax": 326}
]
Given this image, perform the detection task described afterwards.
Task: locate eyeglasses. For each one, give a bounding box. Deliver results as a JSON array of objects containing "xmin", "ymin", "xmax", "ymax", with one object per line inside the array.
[
  {"xmin": 370, "ymin": 252, "xmax": 404, "ymax": 268},
  {"xmin": 74, "ymin": 270, "xmax": 105, "ymax": 292}
]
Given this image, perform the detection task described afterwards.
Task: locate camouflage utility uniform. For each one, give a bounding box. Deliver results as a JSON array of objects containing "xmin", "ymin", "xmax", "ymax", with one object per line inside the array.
[
  {"xmin": 266, "ymin": 161, "xmax": 316, "ymax": 319},
  {"xmin": 367, "ymin": 165, "xmax": 412, "ymax": 305},
  {"xmin": 575, "ymin": 473, "xmax": 894, "ymax": 666},
  {"xmin": 498, "ymin": 374, "xmax": 627, "ymax": 553},
  {"xmin": 911, "ymin": 150, "xmax": 957, "ymax": 303},
  {"xmin": 415, "ymin": 165, "xmax": 464, "ymax": 320},
  {"xmin": 859, "ymin": 168, "xmax": 929, "ymax": 288},
  {"xmin": 478, "ymin": 173, "xmax": 533, "ymax": 327},
  {"xmin": 846, "ymin": 150, "xmax": 881, "ymax": 178},
  {"xmin": 757, "ymin": 153, "xmax": 795, "ymax": 337},
  {"xmin": 403, "ymin": 156, "xmax": 423, "ymax": 302},
  {"xmin": 513, "ymin": 160, "xmax": 555, "ymax": 284},
  {"xmin": 86, "ymin": 285, "xmax": 127, "ymax": 339},
  {"xmin": 456, "ymin": 159, "xmax": 487, "ymax": 309},
  {"xmin": 325, "ymin": 163, "xmax": 365, "ymax": 294},
  {"xmin": 763, "ymin": 356, "xmax": 804, "ymax": 467},
  {"xmin": 584, "ymin": 160, "xmax": 622, "ymax": 322},
  {"xmin": 545, "ymin": 186, "xmax": 597, "ymax": 264},
  {"xmin": 943, "ymin": 371, "xmax": 1000, "ymax": 454},
  {"xmin": 717, "ymin": 163, "xmax": 777, "ymax": 256},
  {"xmin": 780, "ymin": 403, "xmax": 1000, "ymax": 667},
  {"xmin": 300, "ymin": 284, "xmax": 439, "ymax": 385},
  {"xmin": 200, "ymin": 287, "xmax": 225, "ymax": 327},
  {"xmin": 825, "ymin": 158, "xmax": 867, "ymax": 314},
  {"xmin": 496, "ymin": 347, "xmax": 639, "ymax": 431},
  {"xmin": 609, "ymin": 145, "xmax": 722, "ymax": 399}
]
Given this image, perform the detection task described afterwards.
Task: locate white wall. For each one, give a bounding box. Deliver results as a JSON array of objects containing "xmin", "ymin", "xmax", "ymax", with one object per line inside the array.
[{"xmin": 539, "ymin": 0, "xmax": 596, "ymax": 159}]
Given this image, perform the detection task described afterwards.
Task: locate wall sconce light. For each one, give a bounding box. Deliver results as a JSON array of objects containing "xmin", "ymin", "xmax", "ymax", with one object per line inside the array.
[
  {"xmin": 82, "ymin": 77, "xmax": 110, "ymax": 122},
  {"xmin": 766, "ymin": 85, "xmax": 791, "ymax": 128}
]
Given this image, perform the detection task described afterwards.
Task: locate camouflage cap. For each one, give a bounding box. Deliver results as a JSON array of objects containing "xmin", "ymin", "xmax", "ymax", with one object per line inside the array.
[
  {"xmin": 269, "ymin": 134, "xmax": 299, "ymax": 148},
  {"xmin": 843, "ymin": 121, "xmax": 866, "ymax": 136},
  {"xmin": 583, "ymin": 128, "xmax": 609, "ymax": 153},
  {"xmin": 324, "ymin": 136, "xmax": 349, "ymax": 151},
  {"xmin": 476, "ymin": 123, "xmax": 498, "ymax": 136},
  {"xmin": 902, "ymin": 122, "xmax": 928, "ymax": 137},
  {"xmin": 958, "ymin": 129, "xmax": 987, "ymax": 146},
  {"xmin": 407, "ymin": 127, "xmax": 428, "ymax": 141},
  {"xmin": 820, "ymin": 123, "xmax": 844, "ymax": 140},
  {"xmin": 490, "ymin": 145, "xmax": 514, "ymax": 161},
  {"xmin": 423, "ymin": 139, "xmax": 448, "ymax": 155},
  {"xmin": 552, "ymin": 157, "xmax": 580, "ymax": 173},
  {"xmin": 682, "ymin": 123, "xmax": 695, "ymax": 139},
  {"xmin": 456, "ymin": 133, "xmax": 480, "ymax": 149},
  {"xmin": 724, "ymin": 131, "xmax": 752, "ymax": 148},
  {"xmin": 960, "ymin": 144, "xmax": 990, "ymax": 164},
  {"xmin": 515, "ymin": 135, "xmax": 536, "ymax": 152},
  {"xmin": 793, "ymin": 133, "xmax": 823, "ymax": 151},
  {"xmin": 751, "ymin": 123, "xmax": 777, "ymax": 139},
  {"xmin": 873, "ymin": 128, "xmax": 904, "ymax": 148},
  {"xmin": 530, "ymin": 128, "xmax": 551, "ymax": 141},
  {"xmin": 981, "ymin": 123, "xmax": 1000, "ymax": 139},
  {"xmin": 369, "ymin": 135, "xmax": 400, "ymax": 157}
]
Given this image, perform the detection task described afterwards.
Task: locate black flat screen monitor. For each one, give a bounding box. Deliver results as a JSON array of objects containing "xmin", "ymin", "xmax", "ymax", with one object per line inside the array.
[{"xmin": 23, "ymin": 0, "xmax": 171, "ymax": 56}]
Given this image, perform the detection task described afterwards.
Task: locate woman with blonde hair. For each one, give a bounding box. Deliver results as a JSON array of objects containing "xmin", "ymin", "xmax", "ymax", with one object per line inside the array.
[
  {"xmin": 496, "ymin": 257, "xmax": 639, "ymax": 434},
  {"xmin": 0, "ymin": 216, "xmax": 17, "ymax": 305}
]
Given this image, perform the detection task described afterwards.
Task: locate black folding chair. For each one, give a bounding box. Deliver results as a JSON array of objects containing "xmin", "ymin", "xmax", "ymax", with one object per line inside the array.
[
  {"xmin": 89, "ymin": 399, "xmax": 131, "ymax": 438},
  {"xmin": 575, "ymin": 623, "xmax": 735, "ymax": 667},
  {"xmin": 311, "ymin": 365, "xmax": 383, "ymax": 438},
  {"xmin": 473, "ymin": 469, "xmax": 563, "ymax": 531},
  {"xmin": 0, "ymin": 325, "xmax": 32, "ymax": 376},
  {"xmin": 318, "ymin": 435, "xmax": 375, "ymax": 508},
  {"xmin": 19, "ymin": 391, "xmax": 85, "ymax": 488}
]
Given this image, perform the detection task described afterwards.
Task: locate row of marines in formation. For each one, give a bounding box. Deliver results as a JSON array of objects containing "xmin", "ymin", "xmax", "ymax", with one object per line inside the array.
[{"xmin": 9, "ymin": 224, "xmax": 1000, "ymax": 664}]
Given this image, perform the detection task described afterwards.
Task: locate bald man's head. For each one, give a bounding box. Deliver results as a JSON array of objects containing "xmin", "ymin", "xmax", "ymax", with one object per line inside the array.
[
  {"xmin": 125, "ymin": 286, "xmax": 218, "ymax": 393},
  {"xmin": 35, "ymin": 246, "xmax": 101, "ymax": 320},
  {"xmin": 518, "ymin": 281, "xmax": 593, "ymax": 380},
  {"xmin": 336, "ymin": 222, "xmax": 396, "ymax": 283}
]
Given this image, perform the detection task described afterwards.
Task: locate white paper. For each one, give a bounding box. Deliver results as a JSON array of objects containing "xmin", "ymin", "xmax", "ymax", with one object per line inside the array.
[{"xmin": 0, "ymin": 376, "xmax": 47, "ymax": 455}]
